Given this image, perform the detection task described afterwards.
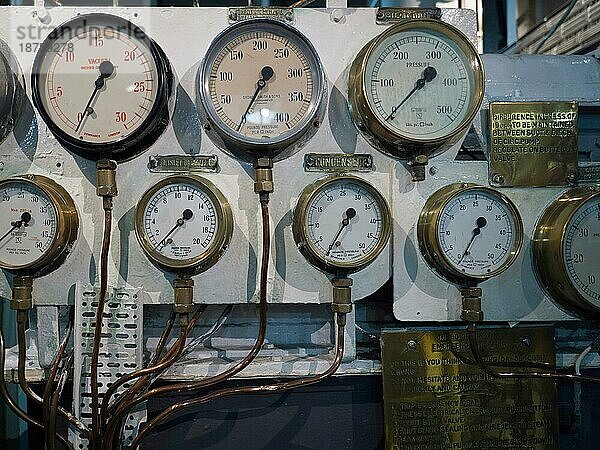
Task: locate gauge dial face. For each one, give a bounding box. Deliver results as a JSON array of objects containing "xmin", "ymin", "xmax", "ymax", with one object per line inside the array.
[
  {"xmin": 0, "ymin": 181, "xmax": 58, "ymax": 270},
  {"xmin": 200, "ymin": 19, "xmax": 325, "ymax": 152},
  {"xmin": 32, "ymin": 14, "xmax": 171, "ymax": 160},
  {"xmin": 436, "ymin": 188, "xmax": 521, "ymax": 279},
  {"xmin": 294, "ymin": 177, "xmax": 391, "ymax": 273},
  {"xmin": 563, "ymin": 197, "xmax": 600, "ymax": 304},
  {"xmin": 135, "ymin": 176, "xmax": 233, "ymax": 273}
]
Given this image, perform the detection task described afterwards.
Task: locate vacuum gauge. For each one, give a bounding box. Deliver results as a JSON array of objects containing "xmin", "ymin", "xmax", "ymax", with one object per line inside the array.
[
  {"xmin": 135, "ymin": 176, "xmax": 233, "ymax": 275},
  {"xmin": 533, "ymin": 188, "xmax": 600, "ymax": 317},
  {"xmin": 198, "ymin": 19, "xmax": 326, "ymax": 161},
  {"xmin": 0, "ymin": 175, "xmax": 79, "ymax": 275},
  {"xmin": 292, "ymin": 175, "xmax": 391, "ymax": 274},
  {"xmin": 418, "ymin": 184, "xmax": 523, "ymax": 284},
  {"xmin": 32, "ymin": 14, "xmax": 173, "ymax": 161}
]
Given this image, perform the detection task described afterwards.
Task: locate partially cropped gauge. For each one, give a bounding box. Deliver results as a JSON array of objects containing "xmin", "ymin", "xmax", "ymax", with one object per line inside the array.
[
  {"xmin": 348, "ymin": 19, "xmax": 484, "ymax": 160},
  {"xmin": 0, "ymin": 47, "xmax": 22, "ymax": 144},
  {"xmin": 135, "ymin": 176, "xmax": 233, "ymax": 275},
  {"xmin": 292, "ymin": 175, "xmax": 391, "ymax": 274},
  {"xmin": 31, "ymin": 14, "xmax": 173, "ymax": 161},
  {"xmin": 533, "ymin": 188, "xmax": 600, "ymax": 317},
  {"xmin": 418, "ymin": 184, "xmax": 523, "ymax": 284},
  {"xmin": 198, "ymin": 19, "xmax": 326, "ymax": 161},
  {"xmin": 0, "ymin": 175, "xmax": 79, "ymax": 275}
]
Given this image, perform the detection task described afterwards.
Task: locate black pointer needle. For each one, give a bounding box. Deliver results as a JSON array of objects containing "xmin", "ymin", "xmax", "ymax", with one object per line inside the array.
[
  {"xmin": 75, "ymin": 60, "xmax": 115, "ymax": 133},
  {"xmin": 326, "ymin": 208, "xmax": 357, "ymax": 256},
  {"xmin": 385, "ymin": 66, "xmax": 437, "ymax": 122},
  {"xmin": 458, "ymin": 216, "xmax": 487, "ymax": 263},
  {"xmin": 0, "ymin": 212, "xmax": 32, "ymax": 243},
  {"xmin": 236, "ymin": 66, "xmax": 274, "ymax": 132},
  {"xmin": 156, "ymin": 209, "xmax": 194, "ymax": 251}
]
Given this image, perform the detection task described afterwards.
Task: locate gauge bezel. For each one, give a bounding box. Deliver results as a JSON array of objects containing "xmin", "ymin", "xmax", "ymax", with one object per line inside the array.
[
  {"xmin": 135, "ymin": 175, "xmax": 233, "ymax": 276},
  {"xmin": 532, "ymin": 187, "xmax": 600, "ymax": 318},
  {"xmin": 292, "ymin": 174, "xmax": 392, "ymax": 275},
  {"xmin": 417, "ymin": 183, "xmax": 523, "ymax": 284},
  {"xmin": 198, "ymin": 18, "xmax": 327, "ymax": 162},
  {"xmin": 31, "ymin": 13, "xmax": 173, "ymax": 162},
  {"xmin": 348, "ymin": 19, "xmax": 485, "ymax": 159},
  {"xmin": 0, "ymin": 45, "xmax": 23, "ymax": 145},
  {"xmin": 0, "ymin": 175, "xmax": 79, "ymax": 276}
]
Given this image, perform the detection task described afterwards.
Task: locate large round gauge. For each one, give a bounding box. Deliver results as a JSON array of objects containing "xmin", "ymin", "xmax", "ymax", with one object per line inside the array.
[
  {"xmin": 0, "ymin": 175, "xmax": 79, "ymax": 276},
  {"xmin": 292, "ymin": 175, "xmax": 391, "ymax": 274},
  {"xmin": 135, "ymin": 176, "xmax": 233, "ymax": 275},
  {"xmin": 418, "ymin": 184, "xmax": 523, "ymax": 284},
  {"xmin": 31, "ymin": 14, "xmax": 173, "ymax": 161},
  {"xmin": 0, "ymin": 47, "xmax": 22, "ymax": 144},
  {"xmin": 348, "ymin": 19, "xmax": 484, "ymax": 159},
  {"xmin": 533, "ymin": 188, "xmax": 600, "ymax": 317},
  {"xmin": 198, "ymin": 19, "xmax": 326, "ymax": 161}
]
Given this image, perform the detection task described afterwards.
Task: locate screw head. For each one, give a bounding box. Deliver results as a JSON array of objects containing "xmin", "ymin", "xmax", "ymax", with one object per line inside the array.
[
  {"xmin": 492, "ymin": 173, "xmax": 505, "ymax": 185},
  {"xmin": 521, "ymin": 336, "xmax": 532, "ymax": 348},
  {"xmin": 407, "ymin": 340, "xmax": 417, "ymax": 350}
]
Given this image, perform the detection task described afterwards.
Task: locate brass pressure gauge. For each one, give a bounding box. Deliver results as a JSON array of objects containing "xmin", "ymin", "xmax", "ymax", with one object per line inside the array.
[
  {"xmin": 135, "ymin": 176, "xmax": 233, "ymax": 275},
  {"xmin": 0, "ymin": 175, "xmax": 79, "ymax": 276},
  {"xmin": 533, "ymin": 188, "xmax": 600, "ymax": 317},
  {"xmin": 418, "ymin": 183, "xmax": 523, "ymax": 285},
  {"xmin": 292, "ymin": 175, "xmax": 391, "ymax": 274},
  {"xmin": 348, "ymin": 19, "xmax": 484, "ymax": 168}
]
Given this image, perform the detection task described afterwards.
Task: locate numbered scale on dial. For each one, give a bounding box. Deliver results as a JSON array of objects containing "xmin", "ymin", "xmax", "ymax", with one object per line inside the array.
[
  {"xmin": 31, "ymin": 14, "xmax": 173, "ymax": 161},
  {"xmin": 135, "ymin": 176, "xmax": 233, "ymax": 275},
  {"xmin": 198, "ymin": 19, "xmax": 326, "ymax": 161},
  {"xmin": 292, "ymin": 176, "xmax": 392, "ymax": 274},
  {"xmin": 0, "ymin": 175, "xmax": 79, "ymax": 275},
  {"xmin": 533, "ymin": 188, "xmax": 600, "ymax": 317},
  {"xmin": 418, "ymin": 184, "xmax": 523, "ymax": 284}
]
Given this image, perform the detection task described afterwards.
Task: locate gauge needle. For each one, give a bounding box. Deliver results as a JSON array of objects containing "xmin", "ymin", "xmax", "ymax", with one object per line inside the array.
[
  {"xmin": 236, "ymin": 66, "xmax": 274, "ymax": 132},
  {"xmin": 326, "ymin": 208, "xmax": 357, "ymax": 256},
  {"xmin": 458, "ymin": 216, "xmax": 487, "ymax": 263},
  {"xmin": 385, "ymin": 66, "xmax": 437, "ymax": 121},
  {"xmin": 155, "ymin": 209, "xmax": 194, "ymax": 251},
  {"xmin": 0, "ymin": 212, "xmax": 32, "ymax": 243},
  {"xmin": 75, "ymin": 60, "xmax": 115, "ymax": 133}
]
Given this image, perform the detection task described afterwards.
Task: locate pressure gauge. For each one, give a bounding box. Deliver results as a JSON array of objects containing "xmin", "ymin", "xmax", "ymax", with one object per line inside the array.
[
  {"xmin": 198, "ymin": 19, "xmax": 326, "ymax": 161},
  {"xmin": 135, "ymin": 176, "xmax": 233, "ymax": 275},
  {"xmin": 292, "ymin": 175, "xmax": 391, "ymax": 274},
  {"xmin": 32, "ymin": 14, "xmax": 173, "ymax": 161},
  {"xmin": 418, "ymin": 184, "xmax": 523, "ymax": 284},
  {"xmin": 0, "ymin": 47, "xmax": 22, "ymax": 144},
  {"xmin": 348, "ymin": 19, "xmax": 484, "ymax": 160},
  {"xmin": 533, "ymin": 188, "xmax": 600, "ymax": 317},
  {"xmin": 0, "ymin": 175, "xmax": 79, "ymax": 276}
]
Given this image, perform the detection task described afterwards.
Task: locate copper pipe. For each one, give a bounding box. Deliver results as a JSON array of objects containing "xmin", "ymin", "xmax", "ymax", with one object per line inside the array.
[
  {"xmin": 130, "ymin": 312, "xmax": 347, "ymax": 450},
  {"xmin": 47, "ymin": 350, "xmax": 75, "ymax": 450},
  {"xmin": 151, "ymin": 309, "xmax": 177, "ymax": 365},
  {"xmin": 90, "ymin": 197, "xmax": 113, "ymax": 449}
]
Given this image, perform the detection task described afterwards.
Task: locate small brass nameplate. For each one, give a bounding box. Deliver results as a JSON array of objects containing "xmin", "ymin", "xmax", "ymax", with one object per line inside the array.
[
  {"xmin": 382, "ymin": 327, "xmax": 558, "ymax": 450},
  {"xmin": 376, "ymin": 7, "xmax": 442, "ymax": 23},
  {"xmin": 489, "ymin": 101, "xmax": 578, "ymax": 187},
  {"xmin": 304, "ymin": 153, "xmax": 373, "ymax": 173},
  {"xmin": 229, "ymin": 7, "xmax": 293, "ymax": 23},
  {"xmin": 148, "ymin": 155, "xmax": 218, "ymax": 173}
]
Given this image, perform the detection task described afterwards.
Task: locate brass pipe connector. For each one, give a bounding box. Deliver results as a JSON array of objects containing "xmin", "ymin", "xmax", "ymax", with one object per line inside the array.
[
  {"xmin": 331, "ymin": 277, "xmax": 353, "ymax": 315},
  {"xmin": 11, "ymin": 276, "xmax": 33, "ymax": 311},
  {"xmin": 460, "ymin": 286, "xmax": 483, "ymax": 322},
  {"xmin": 173, "ymin": 278, "xmax": 194, "ymax": 314},
  {"xmin": 253, "ymin": 157, "xmax": 274, "ymax": 196},
  {"xmin": 409, "ymin": 154, "xmax": 429, "ymax": 182},
  {"xmin": 96, "ymin": 159, "xmax": 118, "ymax": 198}
]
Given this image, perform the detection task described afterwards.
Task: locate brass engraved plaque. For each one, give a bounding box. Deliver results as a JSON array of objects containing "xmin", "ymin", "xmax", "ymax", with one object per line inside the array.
[
  {"xmin": 148, "ymin": 155, "xmax": 218, "ymax": 173},
  {"xmin": 304, "ymin": 153, "xmax": 373, "ymax": 172},
  {"xmin": 382, "ymin": 327, "xmax": 558, "ymax": 450},
  {"xmin": 376, "ymin": 7, "xmax": 442, "ymax": 23},
  {"xmin": 228, "ymin": 7, "xmax": 293, "ymax": 23},
  {"xmin": 489, "ymin": 101, "xmax": 578, "ymax": 187}
]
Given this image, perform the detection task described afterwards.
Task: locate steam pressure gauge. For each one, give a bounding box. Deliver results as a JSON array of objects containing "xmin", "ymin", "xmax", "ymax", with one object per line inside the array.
[
  {"xmin": 292, "ymin": 176, "xmax": 391, "ymax": 274},
  {"xmin": 533, "ymin": 188, "xmax": 600, "ymax": 317},
  {"xmin": 32, "ymin": 14, "xmax": 173, "ymax": 161},
  {"xmin": 348, "ymin": 19, "xmax": 484, "ymax": 166},
  {"xmin": 0, "ymin": 175, "xmax": 79, "ymax": 275},
  {"xmin": 135, "ymin": 176, "xmax": 233, "ymax": 275},
  {"xmin": 418, "ymin": 184, "xmax": 523, "ymax": 284},
  {"xmin": 198, "ymin": 19, "xmax": 326, "ymax": 161},
  {"xmin": 0, "ymin": 48, "xmax": 21, "ymax": 144}
]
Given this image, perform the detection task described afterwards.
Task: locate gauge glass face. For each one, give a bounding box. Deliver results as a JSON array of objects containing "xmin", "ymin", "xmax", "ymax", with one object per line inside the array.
[
  {"xmin": 563, "ymin": 197, "xmax": 600, "ymax": 303},
  {"xmin": 437, "ymin": 189, "xmax": 519, "ymax": 277},
  {"xmin": 141, "ymin": 182, "xmax": 219, "ymax": 264},
  {"xmin": 202, "ymin": 21, "xmax": 323, "ymax": 145},
  {"xmin": 365, "ymin": 26, "xmax": 477, "ymax": 141},
  {"xmin": 34, "ymin": 19, "xmax": 159, "ymax": 144},
  {"xmin": 304, "ymin": 180, "xmax": 387, "ymax": 267},
  {"xmin": 0, "ymin": 182, "xmax": 58, "ymax": 269}
]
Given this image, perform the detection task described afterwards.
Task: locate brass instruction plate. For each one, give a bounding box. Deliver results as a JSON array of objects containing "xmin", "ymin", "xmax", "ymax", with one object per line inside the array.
[
  {"xmin": 304, "ymin": 153, "xmax": 373, "ymax": 172},
  {"xmin": 489, "ymin": 102, "xmax": 578, "ymax": 187},
  {"xmin": 148, "ymin": 155, "xmax": 218, "ymax": 173},
  {"xmin": 382, "ymin": 327, "xmax": 558, "ymax": 450}
]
